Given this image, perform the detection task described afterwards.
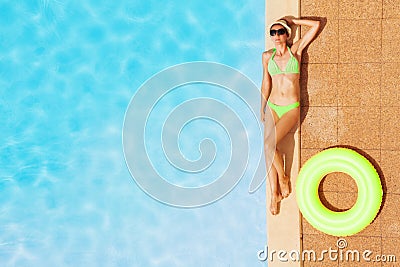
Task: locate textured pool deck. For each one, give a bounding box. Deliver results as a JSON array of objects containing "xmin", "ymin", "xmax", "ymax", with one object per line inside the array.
[
  {"xmin": 299, "ymin": 0, "xmax": 400, "ymax": 266},
  {"xmin": 267, "ymin": 0, "xmax": 400, "ymax": 266}
]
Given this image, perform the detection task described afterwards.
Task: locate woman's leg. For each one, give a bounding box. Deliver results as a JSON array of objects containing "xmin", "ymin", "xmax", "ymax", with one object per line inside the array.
[
  {"xmin": 264, "ymin": 108, "xmax": 282, "ymax": 214},
  {"xmin": 268, "ymin": 164, "xmax": 281, "ymax": 215},
  {"xmin": 268, "ymin": 106, "xmax": 300, "ymax": 198},
  {"xmin": 274, "ymin": 149, "xmax": 290, "ymax": 197},
  {"xmin": 274, "ymin": 106, "xmax": 300, "ymax": 144}
]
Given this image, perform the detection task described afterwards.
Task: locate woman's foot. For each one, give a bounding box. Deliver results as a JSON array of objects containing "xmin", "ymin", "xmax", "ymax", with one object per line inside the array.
[
  {"xmin": 279, "ymin": 175, "xmax": 291, "ymax": 198},
  {"xmin": 270, "ymin": 194, "xmax": 283, "ymax": 215}
]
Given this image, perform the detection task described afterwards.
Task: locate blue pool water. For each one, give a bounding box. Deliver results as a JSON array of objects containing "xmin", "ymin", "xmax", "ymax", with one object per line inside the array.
[{"xmin": 1, "ymin": 0, "xmax": 267, "ymax": 266}]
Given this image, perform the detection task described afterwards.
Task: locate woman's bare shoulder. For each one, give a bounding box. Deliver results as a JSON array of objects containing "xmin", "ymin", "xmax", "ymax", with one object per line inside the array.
[{"xmin": 262, "ymin": 49, "xmax": 274, "ymax": 62}]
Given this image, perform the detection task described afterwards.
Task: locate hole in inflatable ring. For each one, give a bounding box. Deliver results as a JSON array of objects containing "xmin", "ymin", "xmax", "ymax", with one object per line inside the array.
[{"xmin": 317, "ymin": 173, "xmax": 358, "ymax": 212}]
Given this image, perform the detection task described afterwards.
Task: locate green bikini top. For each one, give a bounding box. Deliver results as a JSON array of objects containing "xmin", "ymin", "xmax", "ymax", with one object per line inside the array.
[{"xmin": 268, "ymin": 47, "xmax": 300, "ymax": 75}]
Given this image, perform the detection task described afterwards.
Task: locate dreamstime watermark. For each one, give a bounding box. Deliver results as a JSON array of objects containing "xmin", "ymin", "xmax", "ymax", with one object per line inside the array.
[
  {"xmin": 122, "ymin": 62, "xmax": 276, "ymax": 207},
  {"xmin": 257, "ymin": 238, "xmax": 397, "ymax": 263}
]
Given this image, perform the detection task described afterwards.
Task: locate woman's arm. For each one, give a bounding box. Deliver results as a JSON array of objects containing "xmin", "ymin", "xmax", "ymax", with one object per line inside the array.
[
  {"xmin": 261, "ymin": 51, "xmax": 272, "ymax": 122},
  {"xmin": 290, "ymin": 18, "xmax": 320, "ymax": 54}
]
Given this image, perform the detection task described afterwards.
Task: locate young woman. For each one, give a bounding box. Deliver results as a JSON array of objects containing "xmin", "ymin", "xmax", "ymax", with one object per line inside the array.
[{"xmin": 261, "ymin": 17, "xmax": 320, "ymax": 215}]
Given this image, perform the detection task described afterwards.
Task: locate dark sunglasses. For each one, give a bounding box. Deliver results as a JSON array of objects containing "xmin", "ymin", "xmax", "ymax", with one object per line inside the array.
[{"xmin": 270, "ymin": 28, "xmax": 287, "ymax": 36}]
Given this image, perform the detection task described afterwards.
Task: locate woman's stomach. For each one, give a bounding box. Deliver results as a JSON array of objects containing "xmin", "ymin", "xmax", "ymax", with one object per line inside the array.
[{"xmin": 269, "ymin": 75, "xmax": 300, "ymax": 105}]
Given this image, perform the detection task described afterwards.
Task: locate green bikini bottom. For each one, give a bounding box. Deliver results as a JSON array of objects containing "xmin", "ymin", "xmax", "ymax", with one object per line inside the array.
[{"xmin": 267, "ymin": 100, "xmax": 300, "ymax": 118}]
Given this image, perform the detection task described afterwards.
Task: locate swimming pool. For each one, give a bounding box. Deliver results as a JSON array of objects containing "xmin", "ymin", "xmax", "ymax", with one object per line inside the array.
[{"xmin": 1, "ymin": 0, "xmax": 267, "ymax": 266}]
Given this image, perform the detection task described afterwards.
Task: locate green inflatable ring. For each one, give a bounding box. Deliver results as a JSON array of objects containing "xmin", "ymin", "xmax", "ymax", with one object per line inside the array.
[{"xmin": 296, "ymin": 147, "xmax": 382, "ymax": 236}]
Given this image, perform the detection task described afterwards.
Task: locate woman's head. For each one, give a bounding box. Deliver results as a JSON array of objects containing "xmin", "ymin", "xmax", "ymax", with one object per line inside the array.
[{"xmin": 269, "ymin": 19, "xmax": 291, "ymax": 44}]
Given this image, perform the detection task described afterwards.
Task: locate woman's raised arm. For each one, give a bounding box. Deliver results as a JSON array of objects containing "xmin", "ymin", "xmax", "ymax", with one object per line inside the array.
[{"xmin": 289, "ymin": 18, "xmax": 320, "ymax": 54}]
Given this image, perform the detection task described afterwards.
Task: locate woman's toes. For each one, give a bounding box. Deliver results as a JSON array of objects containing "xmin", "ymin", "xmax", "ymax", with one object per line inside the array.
[
  {"xmin": 270, "ymin": 194, "xmax": 282, "ymax": 215},
  {"xmin": 279, "ymin": 176, "xmax": 291, "ymax": 198}
]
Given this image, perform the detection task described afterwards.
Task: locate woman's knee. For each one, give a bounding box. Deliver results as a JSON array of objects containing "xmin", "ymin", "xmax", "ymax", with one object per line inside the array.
[{"xmin": 264, "ymin": 142, "xmax": 276, "ymax": 156}]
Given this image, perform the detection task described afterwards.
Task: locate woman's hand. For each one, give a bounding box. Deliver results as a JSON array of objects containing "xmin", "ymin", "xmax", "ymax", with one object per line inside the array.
[{"xmin": 282, "ymin": 15, "xmax": 295, "ymax": 25}]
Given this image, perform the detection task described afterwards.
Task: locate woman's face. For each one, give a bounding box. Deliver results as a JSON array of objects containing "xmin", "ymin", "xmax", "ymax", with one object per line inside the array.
[{"xmin": 270, "ymin": 24, "xmax": 288, "ymax": 45}]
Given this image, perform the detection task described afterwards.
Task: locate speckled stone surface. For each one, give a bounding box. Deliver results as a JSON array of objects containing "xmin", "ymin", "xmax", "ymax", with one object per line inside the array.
[
  {"xmin": 301, "ymin": 63, "xmax": 338, "ymax": 107},
  {"xmin": 339, "ymin": 0, "xmax": 382, "ymax": 19},
  {"xmin": 301, "ymin": 106, "xmax": 338, "ymax": 148},
  {"xmin": 380, "ymin": 150, "xmax": 400, "ymax": 194},
  {"xmin": 337, "ymin": 63, "xmax": 381, "ymax": 107},
  {"xmin": 339, "ymin": 19, "xmax": 381, "ymax": 63},
  {"xmin": 303, "ymin": 20, "xmax": 339, "ymax": 64},
  {"xmin": 381, "ymin": 107, "xmax": 400, "ymax": 150},
  {"xmin": 337, "ymin": 107, "xmax": 381, "ymax": 149},
  {"xmin": 300, "ymin": 0, "xmax": 400, "ymax": 264},
  {"xmin": 383, "ymin": 0, "xmax": 400, "ymax": 18},
  {"xmin": 301, "ymin": 0, "xmax": 338, "ymax": 19},
  {"xmin": 382, "ymin": 63, "xmax": 400, "ymax": 106},
  {"xmin": 382, "ymin": 19, "xmax": 400, "ymax": 62}
]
